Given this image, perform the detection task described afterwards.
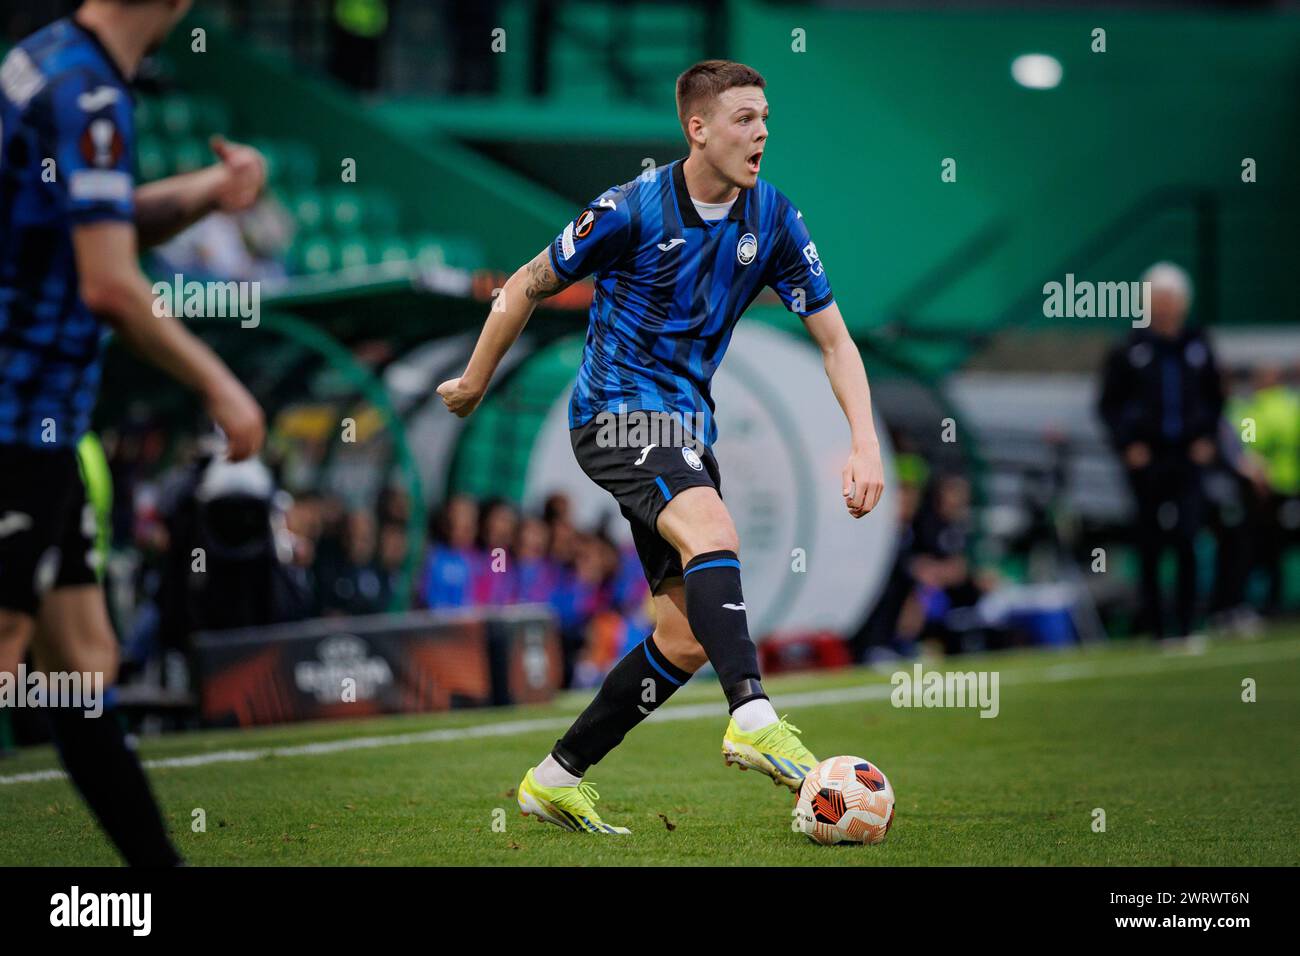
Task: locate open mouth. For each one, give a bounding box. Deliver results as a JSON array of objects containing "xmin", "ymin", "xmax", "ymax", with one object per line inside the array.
[{"xmin": 746, "ymin": 150, "xmax": 762, "ymax": 173}]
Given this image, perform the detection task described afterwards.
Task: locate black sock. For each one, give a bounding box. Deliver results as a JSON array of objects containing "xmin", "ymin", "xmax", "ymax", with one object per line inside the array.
[
  {"xmin": 48, "ymin": 704, "xmax": 182, "ymax": 867},
  {"xmin": 552, "ymin": 633, "xmax": 692, "ymax": 775},
  {"xmin": 683, "ymin": 549, "xmax": 768, "ymax": 712}
]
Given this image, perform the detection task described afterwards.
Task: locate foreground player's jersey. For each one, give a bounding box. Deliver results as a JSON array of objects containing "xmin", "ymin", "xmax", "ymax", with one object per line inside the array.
[
  {"xmin": 552, "ymin": 159, "xmax": 833, "ymax": 447},
  {"xmin": 0, "ymin": 18, "xmax": 135, "ymax": 448}
]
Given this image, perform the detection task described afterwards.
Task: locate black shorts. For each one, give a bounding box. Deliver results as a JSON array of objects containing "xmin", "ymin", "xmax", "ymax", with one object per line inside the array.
[
  {"xmin": 0, "ymin": 444, "xmax": 98, "ymax": 616},
  {"xmin": 570, "ymin": 416, "xmax": 722, "ymax": 594}
]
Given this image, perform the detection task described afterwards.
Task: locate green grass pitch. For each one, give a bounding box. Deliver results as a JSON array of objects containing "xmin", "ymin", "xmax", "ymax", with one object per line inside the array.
[{"xmin": 1, "ymin": 629, "xmax": 1297, "ymax": 866}]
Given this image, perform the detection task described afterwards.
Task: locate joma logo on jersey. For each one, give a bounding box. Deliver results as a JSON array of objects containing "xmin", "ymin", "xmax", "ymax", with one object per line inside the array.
[{"xmin": 736, "ymin": 232, "xmax": 757, "ymax": 265}]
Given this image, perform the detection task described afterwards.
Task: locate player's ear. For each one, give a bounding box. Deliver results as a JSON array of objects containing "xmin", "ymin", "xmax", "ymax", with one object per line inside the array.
[{"xmin": 687, "ymin": 114, "xmax": 708, "ymax": 149}]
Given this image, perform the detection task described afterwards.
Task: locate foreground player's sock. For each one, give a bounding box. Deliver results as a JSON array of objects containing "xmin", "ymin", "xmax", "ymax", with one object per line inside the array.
[
  {"xmin": 47, "ymin": 703, "xmax": 182, "ymax": 867},
  {"xmin": 533, "ymin": 754, "xmax": 583, "ymax": 788},
  {"xmin": 550, "ymin": 634, "xmax": 692, "ymax": 775},
  {"xmin": 732, "ymin": 697, "xmax": 780, "ymax": 732},
  {"xmin": 682, "ymin": 550, "xmax": 769, "ymax": 712}
]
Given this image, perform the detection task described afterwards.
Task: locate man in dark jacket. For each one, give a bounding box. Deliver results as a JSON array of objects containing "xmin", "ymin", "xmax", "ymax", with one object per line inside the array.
[{"xmin": 1098, "ymin": 262, "xmax": 1224, "ymax": 639}]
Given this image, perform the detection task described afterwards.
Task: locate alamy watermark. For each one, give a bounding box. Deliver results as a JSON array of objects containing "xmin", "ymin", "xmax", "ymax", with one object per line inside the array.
[
  {"xmin": 0, "ymin": 666, "xmax": 104, "ymax": 717},
  {"xmin": 890, "ymin": 663, "xmax": 1000, "ymax": 718},
  {"xmin": 1043, "ymin": 274, "xmax": 1151, "ymax": 328},
  {"xmin": 593, "ymin": 406, "xmax": 707, "ymax": 453},
  {"xmin": 152, "ymin": 273, "xmax": 260, "ymax": 328}
]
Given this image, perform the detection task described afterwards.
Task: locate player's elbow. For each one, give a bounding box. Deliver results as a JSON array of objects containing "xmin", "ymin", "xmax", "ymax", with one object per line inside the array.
[
  {"xmin": 79, "ymin": 276, "xmax": 124, "ymax": 318},
  {"xmin": 80, "ymin": 274, "xmax": 144, "ymax": 327},
  {"xmin": 819, "ymin": 331, "xmax": 853, "ymax": 363}
]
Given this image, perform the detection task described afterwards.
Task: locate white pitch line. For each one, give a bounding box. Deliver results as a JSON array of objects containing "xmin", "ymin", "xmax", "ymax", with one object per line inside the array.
[{"xmin": 1, "ymin": 640, "xmax": 1296, "ymax": 787}]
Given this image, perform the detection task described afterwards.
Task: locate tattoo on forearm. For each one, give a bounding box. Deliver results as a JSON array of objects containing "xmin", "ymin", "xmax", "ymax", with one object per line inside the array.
[
  {"xmin": 523, "ymin": 254, "xmax": 567, "ymax": 300},
  {"xmin": 134, "ymin": 195, "xmax": 189, "ymax": 248}
]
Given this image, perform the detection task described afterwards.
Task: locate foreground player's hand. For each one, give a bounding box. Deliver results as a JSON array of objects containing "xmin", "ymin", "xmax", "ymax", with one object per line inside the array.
[
  {"xmin": 207, "ymin": 379, "xmax": 266, "ymax": 461},
  {"xmin": 210, "ymin": 135, "xmax": 268, "ymax": 212},
  {"xmin": 436, "ymin": 377, "xmax": 484, "ymax": 417},
  {"xmin": 842, "ymin": 444, "xmax": 885, "ymax": 518}
]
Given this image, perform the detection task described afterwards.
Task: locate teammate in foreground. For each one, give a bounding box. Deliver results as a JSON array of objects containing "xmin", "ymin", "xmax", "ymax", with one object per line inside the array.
[
  {"xmin": 0, "ymin": 0, "xmax": 266, "ymax": 863},
  {"xmin": 438, "ymin": 61, "xmax": 885, "ymax": 833}
]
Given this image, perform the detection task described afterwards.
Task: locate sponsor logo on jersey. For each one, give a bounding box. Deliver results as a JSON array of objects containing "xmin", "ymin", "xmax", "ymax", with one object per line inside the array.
[{"xmin": 802, "ymin": 240, "xmax": 823, "ymax": 277}]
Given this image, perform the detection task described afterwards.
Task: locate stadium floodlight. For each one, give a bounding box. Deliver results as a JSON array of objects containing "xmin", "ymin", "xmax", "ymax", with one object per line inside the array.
[{"xmin": 1010, "ymin": 53, "xmax": 1063, "ymax": 90}]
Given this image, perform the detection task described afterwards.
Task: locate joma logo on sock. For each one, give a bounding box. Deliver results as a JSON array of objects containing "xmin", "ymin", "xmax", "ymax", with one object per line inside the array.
[
  {"xmin": 50, "ymin": 885, "xmax": 151, "ymax": 936},
  {"xmin": 890, "ymin": 664, "xmax": 1000, "ymax": 718}
]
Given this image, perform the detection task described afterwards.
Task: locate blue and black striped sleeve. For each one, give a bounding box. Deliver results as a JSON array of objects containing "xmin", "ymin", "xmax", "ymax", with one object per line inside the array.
[
  {"xmin": 42, "ymin": 70, "xmax": 135, "ymax": 225},
  {"xmin": 548, "ymin": 187, "xmax": 633, "ymax": 283},
  {"xmin": 765, "ymin": 200, "xmax": 834, "ymax": 317}
]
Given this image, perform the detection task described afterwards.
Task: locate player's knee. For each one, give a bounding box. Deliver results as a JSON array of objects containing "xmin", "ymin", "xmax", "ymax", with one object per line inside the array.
[
  {"xmin": 680, "ymin": 527, "xmax": 740, "ymax": 564},
  {"xmin": 656, "ymin": 627, "xmax": 709, "ymax": 672}
]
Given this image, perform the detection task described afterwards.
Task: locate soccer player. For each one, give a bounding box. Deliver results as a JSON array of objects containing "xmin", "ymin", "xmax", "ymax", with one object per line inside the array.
[
  {"xmin": 438, "ymin": 60, "xmax": 885, "ymax": 833},
  {"xmin": 0, "ymin": 0, "xmax": 266, "ymax": 864}
]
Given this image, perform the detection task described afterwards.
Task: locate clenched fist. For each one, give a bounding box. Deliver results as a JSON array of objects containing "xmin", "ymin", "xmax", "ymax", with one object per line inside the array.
[
  {"xmin": 842, "ymin": 443, "xmax": 885, "ymax": 519},
  {"xmin": 437, "ymin": 377, "xmax": 484, "ymax": 418}
]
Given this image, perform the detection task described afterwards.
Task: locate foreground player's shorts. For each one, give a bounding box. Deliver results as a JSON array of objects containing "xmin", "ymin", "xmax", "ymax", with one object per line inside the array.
[
  {"xmin": 0, "ymin": 444, "xmax": 98, "ymax": 615},
  {"xmin": 569, "ymin": 416, "xmax": 722, "ymax": 594}
]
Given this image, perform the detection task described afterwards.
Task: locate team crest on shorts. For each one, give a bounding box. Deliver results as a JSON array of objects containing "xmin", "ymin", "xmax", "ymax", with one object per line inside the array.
[
  {"xmin": 682, "ymin": 447, "xmax": 704, "ymax": 471},
  {"xmin": 736, "ymin": 232, "xmax": 757, "ymax": 265}
]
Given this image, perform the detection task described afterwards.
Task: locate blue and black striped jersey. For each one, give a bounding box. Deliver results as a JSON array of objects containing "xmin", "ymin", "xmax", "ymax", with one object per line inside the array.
[
  {"xmin": 0, "ymin": 18, "xmax": 135, "ymax": 448},
  {"xmin": 552, "ymin": 159, "xmax": 834, "ymax": 448}
]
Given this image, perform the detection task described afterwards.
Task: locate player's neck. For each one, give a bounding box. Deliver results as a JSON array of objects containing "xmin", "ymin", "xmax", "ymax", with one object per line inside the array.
[
  {"xmin": 682, "ymin": 153, "xmax": 742, "ymax": 206},
  {"xmin": 73, "ymin": 6, "xmax": 154, "ymax": 79}
]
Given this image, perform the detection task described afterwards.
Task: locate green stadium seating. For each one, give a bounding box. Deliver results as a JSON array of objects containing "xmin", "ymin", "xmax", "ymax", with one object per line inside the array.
[
  {"xmin": 136, "ymin": 135, "xmax": 169, "ymax": 181},
  {"xmin": 289, "ymin": 190, "xmax": 325, "ymax": 231},
  {"xmin": 325, "ymin": 189, "xmax": 364, "ymax": 234},
  {"xmin": 170, "ymin": 137, "xmax": 207, "ymax": 173},
  {"xmin": 375, "ymin": 236, "xmax": 411, "ymax": 264},
  {"xmin": 127, "ymin": 84, "xmax": 484, "ymax": 280},
  {"xmin": 336, "ymin": 237, "xmax": 370, "ymax": 270},
  {"xmin": 291, "ymin": 237, "xmax": 335, "ymax": 274}
]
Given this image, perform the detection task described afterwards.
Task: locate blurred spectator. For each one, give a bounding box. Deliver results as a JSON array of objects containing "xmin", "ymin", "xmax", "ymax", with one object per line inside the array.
[
  {"xmin": 1204, "ymin": 404, "xmax": 1265, "ymax": 635},
  {"xmin": 376, "ymin": 521, "xmax": 409, "ymax": 610},
  {"xmin": 515, "ymin": 517, "xmax": 558, "ymax": 604},
  {"xmin": 421, "ymin": 494, "xmax": 480, "ymax": 609},
  {"xmin": 1098, "ymin": 262, "xmax": 1224, "ymax": 639},
  {"xmin": 849, "ymin": 449, "xmax": 928, "ymax": 660},
  {"xmin": 910, "ymin": 473, "xmax": 995, "ymax": 654},
  {"xmin": 1231, "ymin": 363, "xmax": 1300, "ymax": 613},
  {"xmin": 329, "ymin": 0, "xmax": 390, "ymax": 91},
  {"xmin": 472, "ymin": 499, "xmax": 519, "ymax": 604},
  {"xmin": 321, "ymin": 509, "xmax": 386, "ymax": 616},
  {"xmin": 153, "ymin": 196, "xmax": 294, "ymax": 282}
]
